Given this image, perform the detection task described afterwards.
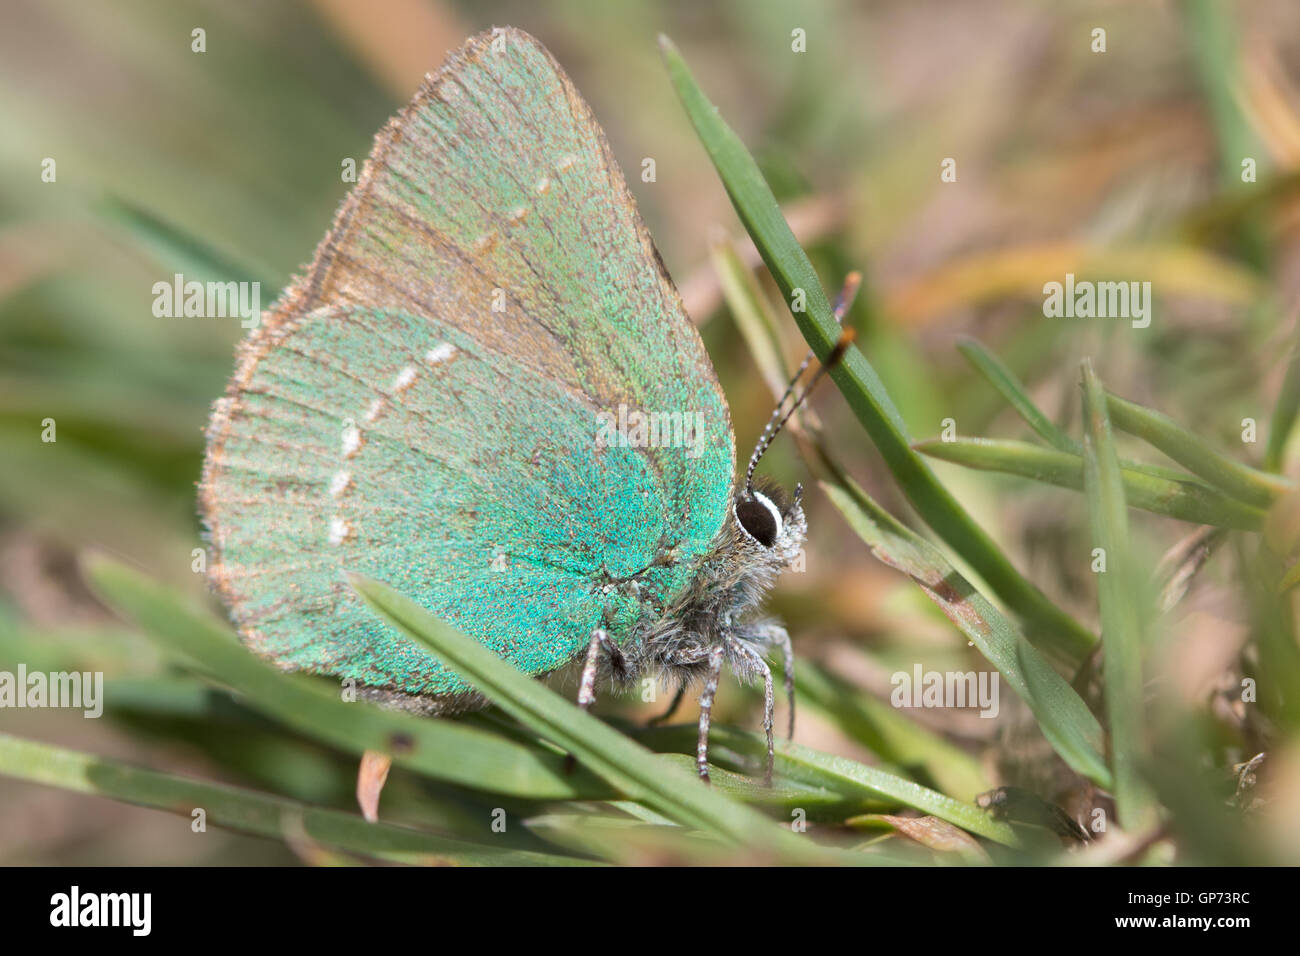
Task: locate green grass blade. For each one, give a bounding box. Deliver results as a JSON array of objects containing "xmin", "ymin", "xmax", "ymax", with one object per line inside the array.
[
  {"xmin": 83, "ymin": 556, "xmax": 609, "ymax": 800},
  {"xmin": 820, "ymin": 478, "xmax": 1112, "ymax": 789},
  {"xmin": 767, "ymin": 738, "xmax": 1018, "ymax": 844},
  {"xmin": 1266, "ymin": 334, "xmax": 1300, "ymax": 470},
  {"xmin": 710, "ymin": 238, "xmax": 792, "ymax": 396},
  {"xmin": 793, "ymin": 659, "xmax": 992, "ymax": 801},
  {"xmin": 915, "ymin": 437, "xmax": 1266, "ymax": 530},
  {"xmin": 1080, "ymin": 362, "xmax": 1159, "ymax": 831},
  {"xmin": 1241, "ymin": 546, "xmax": 1300, "ymax": 733},
  {"xmin": 97, "ymin": 194, "xmax": 279, "ymax": 289},
  {"xmin": 524, "ymin": 808, "xmax": 733, "ymax": 865},
  {"xmin": 1181, "ymin": 0, "xmax": 1268, "ymax": 269},
  {"xmin": 660, "ymin": 34, "xmax": 1095, "ymax": 665},
  {"xmin": 1106, "ymin": 392, "xmax": 1292, "ymax": 508},
  {"xmin": 0, "ymin": 732, "xmax": 590, "ymax": 866},
  {"xmin": 347, "ymin": 573, "xmax": 831, "ymax": 861},
  {"xmin": 529, "ymin": 797, "xmax": 917, "ymax": 865},
  {"xmin": 635, "ymin": 726, "xmax": 1018, "ymax": 845},
  {"xmin": 956, "ymin": 337, "xmax": 1079, "ymax": 453}
]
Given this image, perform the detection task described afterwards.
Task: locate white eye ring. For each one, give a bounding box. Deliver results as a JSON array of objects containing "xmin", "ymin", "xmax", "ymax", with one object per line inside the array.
[{"xmin": 735, "ymin": 490, "xmax": 783, "ymax": 544}]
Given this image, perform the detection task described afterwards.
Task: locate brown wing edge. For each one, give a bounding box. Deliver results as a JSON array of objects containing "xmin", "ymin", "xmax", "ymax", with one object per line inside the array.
[{"xmin": 197, "ymin": 26, "xmax": 732, "ymax": 714}]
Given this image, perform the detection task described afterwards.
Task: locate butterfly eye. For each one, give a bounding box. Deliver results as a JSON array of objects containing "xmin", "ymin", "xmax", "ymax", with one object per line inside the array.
[{"xmin": 735, "ymin": 491, "xmax": 783, "ymax": 548}]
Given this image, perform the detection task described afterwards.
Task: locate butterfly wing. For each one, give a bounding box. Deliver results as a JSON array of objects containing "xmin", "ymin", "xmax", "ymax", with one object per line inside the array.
[{"xmin": 200, "ymin": 28, "xmax": 734, "ymax": 706}]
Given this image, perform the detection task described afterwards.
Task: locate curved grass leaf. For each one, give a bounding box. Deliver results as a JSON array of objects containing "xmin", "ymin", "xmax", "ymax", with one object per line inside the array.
[
  {"xmin": 652, "ymin": 752, "xmax": 878, "ymax": 820},
  {"xmin": 83, "ymin": 556, "xmax": 611, "ymax": 801},
  {"xmin": 0, "ymin": 732, "xmax": 588, "ymax": 866},
  {"xmin": 1106, "ymin": 392, "xmax": 1292, "ymax": 508},
  {"xmin": 767, "ymin": 742, "xmax": 1019, "ymax": 844},
  {"xmin": 1080, "ymin": 362, "xmax": 1158, "ymax": 831},
  {"xmin": 793, "ymin": 659, "xmax": 992, "ymax": 801},
  {"xmin": 956, "ymin": 336, "xmax": 1079, "ymax": 453},
  {"xmin": 636, "ymin": 725, "xmax": 1018, "ymax": 845},
  {"xmin": 915, "ymin": 437, "xmax": 1266, "ymax": 530},
  {"xmin": 820, "ymin": 478, "xmax": 1112, "ymax": 790},
  {"xmin": 660, "ymin": 34, "xmax": 1096, "ymax": 665}
]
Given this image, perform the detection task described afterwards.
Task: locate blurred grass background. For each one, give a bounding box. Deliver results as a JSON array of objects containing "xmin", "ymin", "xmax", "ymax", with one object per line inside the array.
[{"xmin": 3, "ymin": 0, "xmax": 1300, "ymax": 863}]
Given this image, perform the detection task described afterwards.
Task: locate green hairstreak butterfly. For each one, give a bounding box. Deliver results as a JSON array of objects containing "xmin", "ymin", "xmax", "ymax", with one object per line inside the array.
[{"xmin": 199, "ymin": 26, "xmax": 809, "ymax": 781}]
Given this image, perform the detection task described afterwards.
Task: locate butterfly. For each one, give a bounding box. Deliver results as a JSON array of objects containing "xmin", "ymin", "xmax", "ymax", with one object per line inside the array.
[{"xmin": 199, "ymin": 26, "xmax": 808, "ymax": 782}]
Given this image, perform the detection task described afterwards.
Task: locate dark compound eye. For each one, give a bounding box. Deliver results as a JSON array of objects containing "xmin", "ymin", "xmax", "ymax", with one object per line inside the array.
[{"xmin": 735, "ymin": 493, "xmax": 782, "ymax": 548}]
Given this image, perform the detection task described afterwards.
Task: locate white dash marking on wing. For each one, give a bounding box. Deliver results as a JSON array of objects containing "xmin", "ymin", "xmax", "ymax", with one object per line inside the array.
[
  {"xmin": 328, "ymin": 515, "xmax": 351, "ymax": 545},
  {"xmin": 425, "ymin": 343, "xmax": 456, "ymax": 365},
  {"xmin": 556, "ymin": 155, "xmax": 577, "ymax": 173},
  {"xmin": 363, "ymin": 398, "xmax": 385, "ymax": 423},
  {"xmin": 341, "ymin": 423, "xmax": 363, "ymax": 458},
  {"xmin": 329, "ymin": 471, "xmax": 352, "ymax": 499},
  {"xmin": 535, "ymin": 176, "xmax": 551, "ymax": 195},
  {"xmin": 391, "ymin": 365, "xmax": 418, "ymax": 393}
]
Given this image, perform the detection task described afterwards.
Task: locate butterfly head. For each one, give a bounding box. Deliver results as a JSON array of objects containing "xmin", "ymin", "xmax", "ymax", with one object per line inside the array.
[{"xmin": 734, "ymin": 480, "xmax": 806, "ymax": 567}]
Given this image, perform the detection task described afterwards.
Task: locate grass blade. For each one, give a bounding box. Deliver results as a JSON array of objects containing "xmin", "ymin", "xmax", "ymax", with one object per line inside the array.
[
  {"xmin": 83, "ymin": 555, "xmax": 609, "ymax": 800},
  {"xmin": 1266, "ymin": 329, "xmax": 1300, "ymax": 470},
  {"xmin": 915, "ymin": 437, "xmax": 1266, "ymax": 530},
  {"xmin": 1241, "ymin": 545, "xmax": 1300, "ymax": 733},
  {"xmin": 97, "ymin": 194, "xmax": 279, "ymax": 289},
  {"xmin": 0, "ymin": 733, "xmax": 589, "ymax": 866},
  {"xmin": 1106, "ymin": 392, "xmax": 1292, "ymax": 508},
  {"xmin": 793, "ymin": 659, "xmax": 993, "ymax": 801},
  {"xmin": 1181, "ymin": 0, "xmax": 1268, "ymax": 268},
  {"xmin": 1080, "ymin": 361, "xmax": 1158, "ymax": 831},
  {"xmin": 660, "ymin": 34, "xmax": 1095, "ymax": 664},
  {"xmin": 846, "ymin": 814, "xmax": 992, "ymax": 863},
  {"xmin": 956, "ymin": 336, "xmax": 1078, "ymax": 453},
  {"xmin": 710, "ymin": 238, "xmax": 792, "ymax": 397},
  {"xmin": 766, "ymin": 738, "xmax": 1018, "ymax": 844},
  {"xmin": 636, "ymin": 726, "xmax": 1018, "ymax": 845},
  {"xmin": 820, "ymin": 478, "xmax": 1112, "ymax": 789}
]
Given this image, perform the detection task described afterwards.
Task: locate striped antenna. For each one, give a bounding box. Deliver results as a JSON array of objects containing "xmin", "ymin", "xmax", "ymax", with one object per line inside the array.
[{"xmin": 743, "ymin": 272, "xmax": 861, "ymax": 497}]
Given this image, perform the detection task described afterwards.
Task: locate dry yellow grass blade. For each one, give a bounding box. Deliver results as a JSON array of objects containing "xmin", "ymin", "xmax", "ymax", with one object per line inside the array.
[
  {"xmin": 1240, "ymin": 40, "xmax": 1300, "ymax": 167},
  {"xmin": 884, "ymin": 242, "xmax": 1261, "ymax": 327}
]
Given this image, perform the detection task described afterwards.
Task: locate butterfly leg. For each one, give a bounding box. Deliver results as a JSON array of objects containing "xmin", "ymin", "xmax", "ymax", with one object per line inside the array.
[
  {"xmin": 728, "ymin": 637, "xmax": 776, "ymax": 786},
  {"xmin": 646, "ymin": 683, "xmax": 686, "ymax": 726},
  {"xmin": 565, "ymin": 627, "xmax": 626, "ymax": 776},
  {"xmin": 774, "ymin": 629, "xmax": 796, "ymax": 739},
  {"xmin": 576, "ymin": 627, "xmax": 625, "ymax": 711},
  {"xmin": 696, "ymin": 645, "xmax": 726, "ymax": 783},
  {"xmin": 745, "ymin": 620, "xmax": 796, "ymax": 739}
]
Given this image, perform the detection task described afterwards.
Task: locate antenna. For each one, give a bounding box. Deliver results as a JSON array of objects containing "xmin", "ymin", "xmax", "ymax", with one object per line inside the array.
[{"xmin": 743, "ymin": 272, "xmax": 861, "ymax": 497}]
